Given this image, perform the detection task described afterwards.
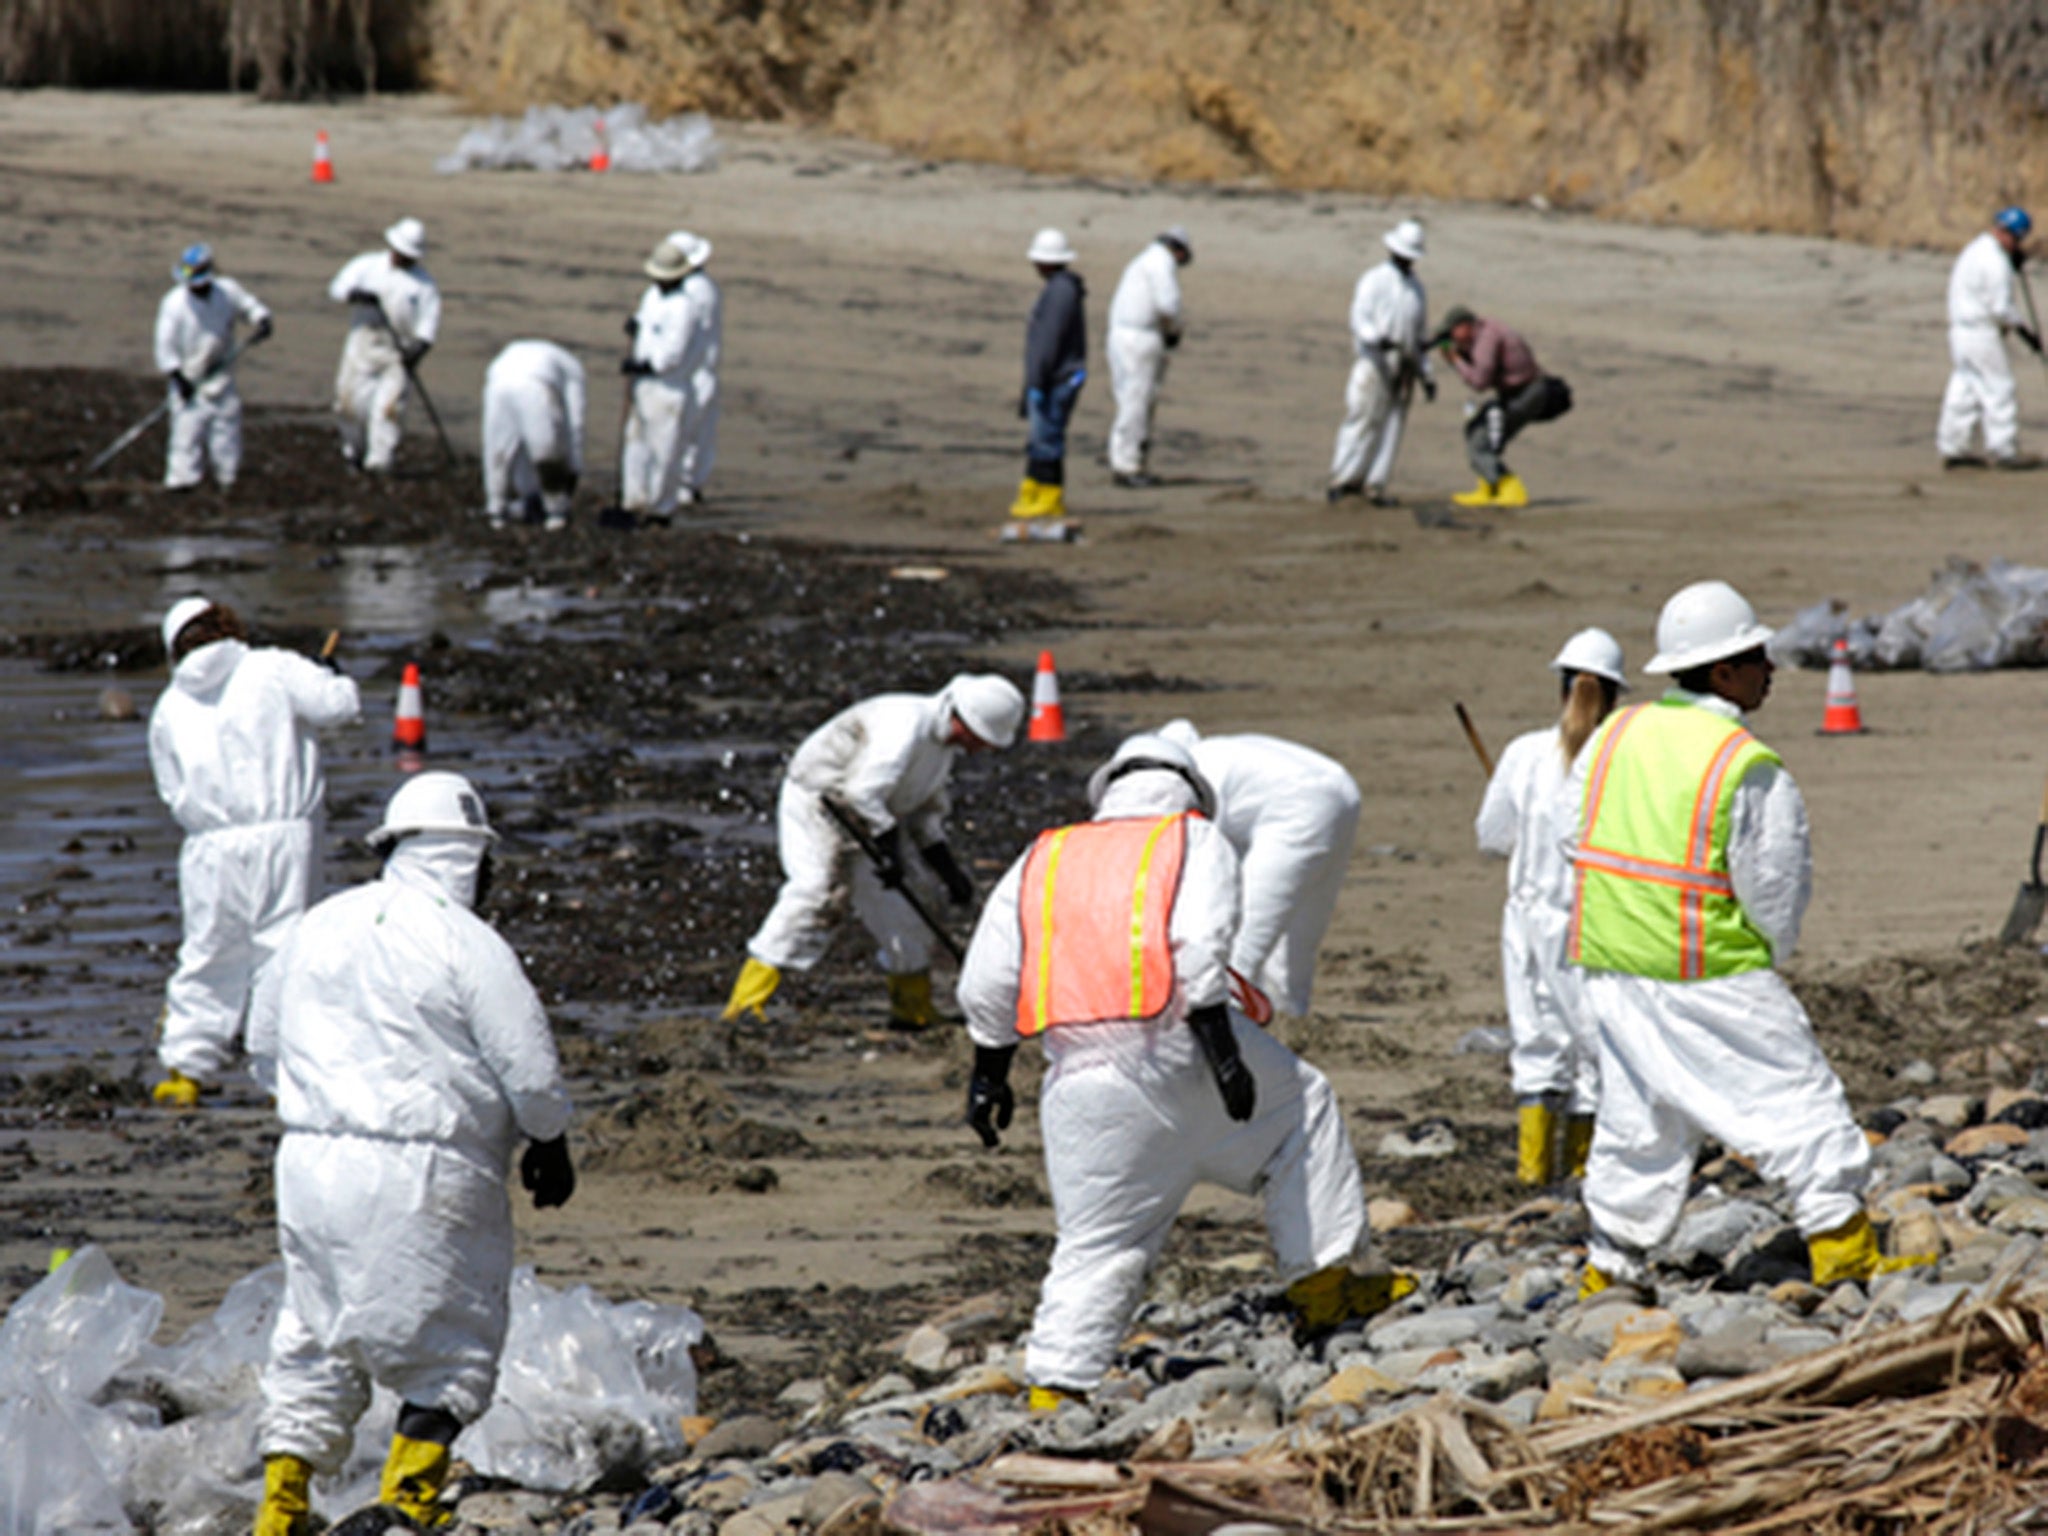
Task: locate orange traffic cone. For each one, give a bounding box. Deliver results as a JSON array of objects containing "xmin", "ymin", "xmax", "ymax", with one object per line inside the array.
[
  {"xmin": 311, "ymin": 130, "xmax": 335, "ymax": 184},
  {"xmin": 1028, "ymin": 650, "xmax": 1065, "ymax": 742},
  {"xmin": 393, "ymin": 662, "xmax": 427, "ymax": 758},
  {"xmin": 1820, "ymin": 638, "xmax": 1865, "ymax": 735},
  {"xmin": 588, "ymin": 122, "xmax": 610, "ymax": 174}
]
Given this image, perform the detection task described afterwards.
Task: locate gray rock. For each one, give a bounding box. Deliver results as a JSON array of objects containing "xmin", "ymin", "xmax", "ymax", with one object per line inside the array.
[
  {"xmin": 1377, "ymin": 1120, "xmax": 1459, "ymax": 1160},
  {"xmin": 1244, "ymin": 1334, "xmax": 1300, "ymax": 1373},
  {"xmin": 1367, "ymin": 1303, "xmax": 1496, "ymax": 1352},
  {"xmin": 1763, "ymin": 1323, "xmax": 1839, "ymax": 1358},
  {"xmin": 1896, "ymin": 1059, "xmax": 1939, "ymax": 1088},
  {"xmin": 1274, "ymin": 1359, "xmax": 1333, "ymax": 1409},
  {"xmin": 855, "ymin": 1372, "xmax": 917, "ymax": 1404},
  {"xmin": 1499, "ymin": 1264, "xmax": 1567, "ymax": 1314},
  {"xmin": 1926, "ymin": 1155, "xmax": 1974, "ymax": 1197},
  {"xmin": 694, "ymin": 1416, "xmax": 786, "ymax": 1462},
  {"xmin": 1918, "ymin": 1094, "xmax": 1981, "ymax": 1132},
  {"xmin": 1478, "ymin": 1316, "xmax": 1545, "ymax": 1352},
  {"xmin": 801, "ymin": 1471, "xmax": 880, "ymax": 1531},
  {"xmin": 1495, "ymin": 1387, "xmax": 1544, "ymax": 1427},
  {"xmin": 1675, "ymin": 1311, "xmax": 1771, "ymax": 1381},
  {"xmin": 1455, "ymin": 1026, "xmax": 1512, "ymax": 1055},
  {"xmin": 1440, "ymin": 1348, "xmax": 1545, "ymax": 1402},
  {"xmin": 1895, "ymin": 1282, "xmax": 1974, "ymax": 1323},
  {"xmin": 776, "ymin": 1378, "xmax": 831, "ymax": 1410},
  {"xmin": 1371, "ymin": 1346, "xmax": 1466, "ymax": 1384},
  {"xmin": 1535, "ymin": 1330, "xmax": 1604, "ymax": 1376},
  {"xmin": 455, "ymin": 1491, "xmax": 557, "ymax": 1529},
  {"xmin": 1668, "ymin": 1196, "xmax": 1774, "ymax": 1270}
]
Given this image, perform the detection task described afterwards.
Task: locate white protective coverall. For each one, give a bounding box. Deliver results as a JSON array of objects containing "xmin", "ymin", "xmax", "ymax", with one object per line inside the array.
[
  {"xmin": 1563, "ymin": 690, "xmax": 1871, "ymax": 1284},
  {"xmin": 1159, "ymin": 721, "xmax": 1359, "ymax": 1017},
  {"xmin": 1329, "ymin": 260, "xmax": 1428, "ymax": 495},
  {"xmin": 148, "ymin": 640, "xmax": 361, "ymax": 1081},
  {"xmin": 747, "ymin": 685, "xmax": 970, "ymax": 975},
  {"xmin": 249, "ymin": 834, "xmax": 572, "ymax": 1471},
  {"xmin": 481, "ymin": 340, "xmax": 587, "ymax": 525},
  {"xmin": 1476, "ymin": 727, "xmax": 1598, "ymax": 1112},
  {"xmin": 1106, "ymin": 241, "xmax": 1184, "ymax": 476},
  {"xmin": 1939, "ymin": 231, "xmax": 2027, "ymax": 462},
  {"xmin": 621, "ymin": 270, "xmax": 720, "ymax": 515},
  {"xmin": 153, "ymin": 277, "xmax": 270, "ymax": 490},
  {"xmin": 958, "ymin": 771, "xmax": 1372, "ymax": 1392},
  {"xmin": 327, "ymin": 251, "xmax": 441, "ymax": 472}
]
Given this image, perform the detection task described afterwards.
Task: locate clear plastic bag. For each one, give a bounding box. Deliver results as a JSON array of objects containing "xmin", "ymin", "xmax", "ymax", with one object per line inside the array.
[{"xmin": 436, "ymin": 104, "xmax": 719, "ymax": 175}]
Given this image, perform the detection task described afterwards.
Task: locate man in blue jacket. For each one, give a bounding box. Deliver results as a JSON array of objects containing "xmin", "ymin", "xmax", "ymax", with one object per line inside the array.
[{"xmin": 1012, "ymin": 229, "xmax": 1086, "ymax": 523}]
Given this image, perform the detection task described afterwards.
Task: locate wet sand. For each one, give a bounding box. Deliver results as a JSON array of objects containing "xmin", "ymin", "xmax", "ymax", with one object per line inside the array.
[{"xmin": 3, "ymin": 91, "xmax": 2047, "ymax": 1405}]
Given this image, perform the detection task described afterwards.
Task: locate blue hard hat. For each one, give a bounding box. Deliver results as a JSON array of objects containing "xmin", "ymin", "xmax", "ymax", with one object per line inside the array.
[
  {"xmin": 174, "ymin": 242, "xmax": 214, "ymax": 283},
  {"xmin": 1997, "ymin": 207, "xmax": 2033, "ymax": 240}
]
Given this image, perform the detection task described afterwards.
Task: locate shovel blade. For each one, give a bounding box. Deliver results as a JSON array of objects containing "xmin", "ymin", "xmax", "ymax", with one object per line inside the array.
[{"xmin": 2000, "ymin": 882, "xmax": 2048, "ymax": 947}]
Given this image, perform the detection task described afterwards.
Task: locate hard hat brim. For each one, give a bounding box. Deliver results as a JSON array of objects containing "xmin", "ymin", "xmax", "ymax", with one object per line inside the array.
[{"xmin": 1643, "ymin": 622, "xmax": 1775, "ymax": 676}]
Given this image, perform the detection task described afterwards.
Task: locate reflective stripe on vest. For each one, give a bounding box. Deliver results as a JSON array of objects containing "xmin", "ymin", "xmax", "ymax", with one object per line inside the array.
[
  {"xmin": 1569, "ymin": 698, "xmax": 1782, "ymax": 982},
  {"xmin": 1014, "ymin": 814, "xmax": 1189, "ymax": 1036}
]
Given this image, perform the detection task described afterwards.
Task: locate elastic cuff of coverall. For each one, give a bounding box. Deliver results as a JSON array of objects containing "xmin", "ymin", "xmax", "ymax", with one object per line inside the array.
[
  {"xmin": 1793, "ymin": 1191, "xmax": 1869, "ymax": 1240},
  {"xmin": 259, "ymin": 1431, "xmax": 349, "ymax": 1478},
  {"xmin": 159, "ymin": 1040, "xmax": 231, "ymax": 1083},
  {"xmin": 1584, "ymin": 1235, "xmax": 1649, "ymax": 1286}
]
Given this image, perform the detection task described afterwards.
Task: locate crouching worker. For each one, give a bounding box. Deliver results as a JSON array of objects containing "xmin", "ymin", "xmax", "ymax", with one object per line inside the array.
[
  {"xmin": 723, "ymin": 674, "xmax": 1026, "ymax": 1031},
  {"xmin": 955, "ymin": 734, "xmax": 1411, "ymax": 1409},
  {"xmin": 249, "ymin": 773, "xmax": 574, "ymax": 1535}
]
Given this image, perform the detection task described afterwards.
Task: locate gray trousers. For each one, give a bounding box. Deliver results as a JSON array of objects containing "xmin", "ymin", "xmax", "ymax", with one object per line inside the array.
[{"xmin": 1465, "ymin": 376, "xmax": 1552, "ymax": 483}]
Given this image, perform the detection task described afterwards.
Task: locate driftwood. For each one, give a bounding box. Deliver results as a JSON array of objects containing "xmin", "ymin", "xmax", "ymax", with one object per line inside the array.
[{"xmin": 885, "ymin": 1262, "xmax": 2048, "ymax": 1536}]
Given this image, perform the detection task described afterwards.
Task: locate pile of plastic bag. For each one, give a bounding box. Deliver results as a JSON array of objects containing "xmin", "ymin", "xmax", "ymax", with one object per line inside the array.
[
  {"xmin": 0, "ymin": 1247, "xmax": 703, "ymax": 1534},
  {"xmin": 1770, "ymin": 557, "xmax": 2048, "ymax": 672},
  {"xmin": 436, "ymin": 104, "xmax": 719, "ymax": 174}
]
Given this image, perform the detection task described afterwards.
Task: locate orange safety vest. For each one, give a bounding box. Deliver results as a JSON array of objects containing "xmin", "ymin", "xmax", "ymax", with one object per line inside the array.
[{"xmin": 1014, "ymin": 814, "xmax": 1192, "ymax": 1036}]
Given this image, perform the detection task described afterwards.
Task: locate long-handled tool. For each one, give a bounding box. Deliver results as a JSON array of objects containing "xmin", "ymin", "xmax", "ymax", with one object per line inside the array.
[
  {"xmin": 819, "ymin": 794, "xmax": 965, "ymax": 963},
  {"xmin": 1999, "ymin": 770, "xmax": 2048, "ymax": 945},
  {"xmin": 82, "ymin": 330, "xmax": 268, "ymax": 478},
  {"xmin": 2019, "ymin": 266, "xmax": 2048, "ymax": 389},
  {"xmin": 1453, "ymin": 702, "xmax": 1496, "ymax": 778},
  {"xmin": 370, "ymin": 298, "xmax": 458, "ymax": 469},
  {"xmin": 598, "ymin": 375, "xmax": 639, "ymax": 529}
]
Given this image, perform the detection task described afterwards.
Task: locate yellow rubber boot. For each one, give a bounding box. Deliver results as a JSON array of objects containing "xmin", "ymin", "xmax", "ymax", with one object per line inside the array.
[
  {"xmin": 1038, "ymin": 482, "xmax": 1068, "ymax": 519},
  {"xmin": 721, "ymin": 957, "xmax": 781, "ymax": 1022},
  {"xmin": 1578, "ymin": 1264, "xmax": 1613, "ymax": 1300},
  {"xmin": 1562, "ymin": 1114, "xmax": 1595, "ymax": 1178},
  {"xmin": 152, "ymin": 1069, "xmax": 202, "ymax": 1109},
  {"xmin": 1009, "ymin": 477, "xmax": 1046, "ymax": 518},
  {"xmin": 1516, "ymin": 1100, "xmax": 1558, "ymax": 1185},
  {"xmin": 1451, "ymin": 478, "xmax": 1497, "ymax": 507},
  {"xmin": 1492, "ymin": 472, "xmax": 1530, "ymax": 508},
  {"xmin": 1808, "ymin": 1211, "xmax": 1931, "ymax": 1285},
  {"xmin": 380, "ymin": 1433, "xmax": 453, "ymax": 1529},
  {"xmin": 887, "ymin": 970, "xmax": 935, "ymax": 1031},
  {"xmin": 1284, "ymin": 1265, "xmax": 1419, "ymax": 1331},
  {"xmin": 1028, "ymin": 1384, "xmax": 1080, "ymax": 1413},
  {"xmin": 253, "ymin": 1454, "xmax": 316, "ymax": 1536}
]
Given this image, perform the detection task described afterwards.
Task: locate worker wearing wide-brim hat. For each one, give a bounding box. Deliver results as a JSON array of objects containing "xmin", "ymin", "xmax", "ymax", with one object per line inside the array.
[
  {"xmin": 621, "ymin": 233, "xmax": 720, "ymax": 522},
  {"xmin": 326, "ymin": 217, "xmax": 439, "ymax": 474},
  {"xmin": 1563, "ymin": 581, "xmax": 1915, "ymax": 1293}
]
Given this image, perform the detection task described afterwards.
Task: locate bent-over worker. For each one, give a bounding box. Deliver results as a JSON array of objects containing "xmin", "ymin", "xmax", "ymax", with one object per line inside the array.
[
  {"xmin": 723, "ymin": 674, "xmax": 1027, "ymax": 1030},
  {"xmin": 153, "ymin": 242, "xmax": 272, "ymax": 492},
  {"xmin": 481, "ymin": 339, "xmax": 587, "ymax": 530},
  {"xmin": 1939, "ymin": 207, "xmax": 2039, "ymax": 469},
  {"xmin": 1474, "ymin": 627, "xmax": 1626, "ymax": 1185},
  {"xmin": 1106, "ymin": 227, "xmax": 1191, "ymax": 488},
  {"xmin": 1156, "ymin": 719, "xmax": 1359, "ymax": 1018},
  {"xmin": 327, "ymin": 217, "xmax": 440, "ymax": 474},
  {"xmin": 1436, "ymin": 304, "xmax": 1572, "ymax": 508},
  {"xmin": 148, "ymin": 596, "xmax": 360, "ymax": 1108},
  {"xmin": 249, "ymin": 773, "xmax": 574, "ymax": 1536},
  {"xmin": 956, "ymin": 734, "xmax": 1409, "ymax": 1408},
  {"xmin": 1565, "ymin": 581, "xmax": 1909, "ymax": 1293},
  {"xmin": 1328, "ymin": 218, "xmax": 1432, "ymax": 506}
]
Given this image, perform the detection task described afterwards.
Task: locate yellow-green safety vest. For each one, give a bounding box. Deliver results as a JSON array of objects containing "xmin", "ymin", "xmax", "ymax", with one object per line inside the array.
[{"xmin": 1569, "ymin": 696, "xmax": 1782, "ymax": 982}]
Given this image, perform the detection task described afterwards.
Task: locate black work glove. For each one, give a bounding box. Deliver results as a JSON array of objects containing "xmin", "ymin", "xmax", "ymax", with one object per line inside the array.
[
  {"xmin": 623, "ymin": 316, "xmax": 640, "ymax": 337},
  {"xmin": 253, "ymin": 316, "xmax": 274, "ymax": 343},
  {"xmin": 1421, "ymin": 376, "xmax": 1438, "ymax": 403},
  {"xmin": 315, "ymin": 652, "xmax": 344, "ymax": 675},
  {"xmin": 966, "ymin": 1044, "xmax": 1017, "ymax": 1148},
  {"xmin": 520, "ymin": 1136, "xmax": 576, "ymax": 1209},
  {"xmin": 1187, "ymin": 1003, "xmax": 1255, "ymax": 1121},
  {"xmin": 921, "ymin": 841, "xmax": 975, "ymax": 906},
  {"xmin": 402, "ymin": 339, "xmax": 431, "ymax": 368},
  {"xmin": 346, "ymin": 287, "xmax": 376, "ymax": 307},
  {"xmin": 621, "ymin": 357, "xmax": 653, "ymax": 376},
  {"xmin": 872, "ymin": 824, "xmax": 905, "ymax": 889},
  {"xmin": 1017, "ymin": 389, "xmax": 1029, "ymax": 420},
  {"xmin": 1163, "ymin": 331, "xmax": 1182, "ymax": 352},
  {"xmin": 2022, "ymin": 325, "xmax": 2044, "ymax": 357},
  {"xmin": 168, "ymin": 371, "xmax": 195, "ymax": 403}
]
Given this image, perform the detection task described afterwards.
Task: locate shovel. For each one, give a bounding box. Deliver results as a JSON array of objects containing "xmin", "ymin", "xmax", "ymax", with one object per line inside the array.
[
  {"xmin": 1999, "ymin": 771, "xmax": 2048, "ymax": 945},
  {"xmin": 818, "ymin": 794, "xmax": 965, "ymax": 963}
]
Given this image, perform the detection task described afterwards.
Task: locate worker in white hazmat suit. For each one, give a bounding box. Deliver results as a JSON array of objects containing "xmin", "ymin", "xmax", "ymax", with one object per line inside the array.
[
  {"xmin": 724, "ymin": 675, "xmax": 1026, "ymax": 1030},
  {"xmin": 481, "ymin": 339, "xmax": 587, "ymax": 530},
  {"xmin": 1154, "ymin": 718, "xmax": 1359, "ymax": 1018},
  {"xmin": 1329, "ymin": 218, "xmax": 1433, "ymax": 506},
  {"xmin": 621, "ymin": 232, "xmax": 719, "ymax": 521},
  {"xmin": 1939, "ymin": 207, "xmax": 2040, "ymax": 469},
  {"xmin": 248, "ymin": 772, "xmax": 574, "ymax": 1536},
  {"xmin": 327, "ymin": 217, "xmax": 440, "ymax": 474},
  {"xmin": 957, "ymin": 735, "xmax": 1409, "ymax": 1406},
  {"xmin": 1474, "ymin": 627, "xmax": 1627, "ymax": 1186},
  {"xmin": 147, "ymin": 596, "xmax": 360, "ymax": 1109},
  {"xmin": 1106, "ymin": 227, "xmax": 1191, "ymax": 487},
  {"xmin": 1564, "ymin": 581, "xmax": 1912, "ymax": 1296},
  {"xmin": 153, "ymin": 242, "xmax": 272, "ymax": 492}
]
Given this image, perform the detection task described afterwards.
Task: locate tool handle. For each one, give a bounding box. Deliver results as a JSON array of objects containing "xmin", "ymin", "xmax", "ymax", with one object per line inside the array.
[
  {"xmin": 319, "ymin": 630, "xmax": 340, "ymax": 660},
  {"xmin": 2032, "ymin": 825, "xmax": 2048, "ymax": 890},
  {"xmin": 819, "ymin": 795, "xmax": 966, "ymax": 963},
  {"xmin": 1454, "ymin": 702, "xmax": 1496, "ymax": 778}
]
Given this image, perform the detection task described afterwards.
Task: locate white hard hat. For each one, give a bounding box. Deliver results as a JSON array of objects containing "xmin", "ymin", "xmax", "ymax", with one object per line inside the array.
[
  {"xmin": 644, "ymin": 240, "xmax": 690, "ymax": 281},
  {"xmin": 1160, "ymin": 226, "xmax": 1193, "ymax": 259},
  {"xmin": 1549, "ymin": 627, "xmax": 1630, "ymax": 690},
  {"xmin": 161, "ymin": 595, "xmax": 213, "ymax": 656},
  {"xmin": 1027, "ymin": 228, "xmax": 1077, "ymax": 265},
  {"xmin": 1087, "ymin": 733, "xmax": 1217, "ymax": 818},
  {"xmin": 1383, "ymin": 218, "xmax": 1426, "ymax": 261},
  {"xmin": 368, "ymin": 771, "xmax": 498, "ymax": 851},
  {"xmin": 1156, "ymin": 717, "xmax": 1201, "ymax": 751},
  {"xmin": 384, "ymin": 218, "xmax": 427, "ymax": 260},
  {"xmin": 945, "ymin": 674, "xmax": 1026, "ymax": 749},
  {"xmin": 664, "ymin": 231, "xmax": 713, "ymax": 270},
  {"xmin": 1644, "ymin": 581, "xmax": 1775, "ymax": 675}
]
